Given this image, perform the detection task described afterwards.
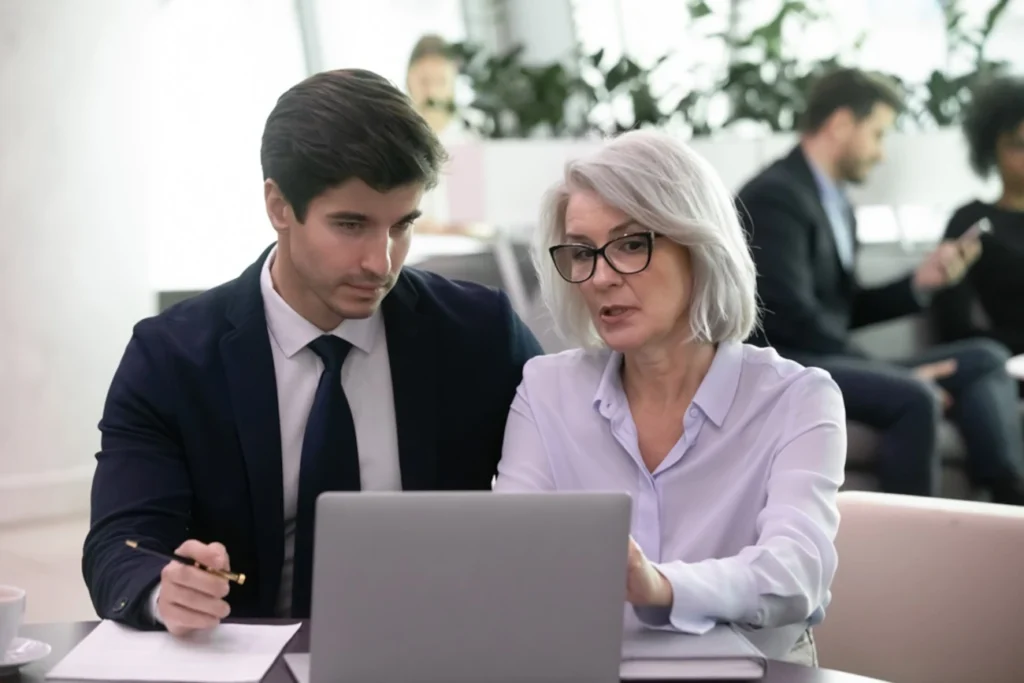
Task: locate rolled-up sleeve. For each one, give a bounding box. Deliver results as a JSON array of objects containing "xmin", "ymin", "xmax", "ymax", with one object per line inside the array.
[{"xmin": 639, "ymin": 372, "xmax": 846, "ymax": 633}]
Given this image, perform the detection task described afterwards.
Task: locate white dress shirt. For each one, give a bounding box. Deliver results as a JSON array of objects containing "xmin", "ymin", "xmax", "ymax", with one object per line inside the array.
[
  {"xmin": 260, "ymin": 248, "xmax": 401, "ymax": 616},
  {"xmin": 150, "ymin": 247, "xmax": 400, "ymax": 621}
]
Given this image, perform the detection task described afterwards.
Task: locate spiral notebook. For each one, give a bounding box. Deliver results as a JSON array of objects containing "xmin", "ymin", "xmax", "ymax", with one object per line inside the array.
[{"xmin": 620, "ymin": 625, "xmax": 767, "ymax": 680}]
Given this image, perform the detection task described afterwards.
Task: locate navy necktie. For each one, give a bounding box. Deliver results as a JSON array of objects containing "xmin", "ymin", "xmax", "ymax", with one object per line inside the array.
[{"xmin": 291, "ymin": 335, "xmax": 360, "ymax": 618}]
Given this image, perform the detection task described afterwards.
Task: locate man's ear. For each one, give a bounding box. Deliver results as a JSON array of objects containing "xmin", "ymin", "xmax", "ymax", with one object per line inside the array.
[
  {"xmin": 826, "ymin": 107, "xmax": 857, "ymax": 140},
  {"xmin": 264, "ymin": 179, "xmax": 294, "ymax": 234}
]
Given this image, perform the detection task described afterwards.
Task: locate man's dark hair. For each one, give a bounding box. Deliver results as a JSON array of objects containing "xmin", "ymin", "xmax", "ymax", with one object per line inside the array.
[
  {"xmin": 799, "ymin": 68, "xmax": 905, "ymax": 134},
  {"xmin": 407, "ymin": 34, "xmax": 453, "ymax": 71},
  {"xmin": 260, "ymin": 68, "xmax": 447, "ymax": 222},
  {"xmin": 962, "ymin": 75, "xmax": 1024, "ymax": 178}
]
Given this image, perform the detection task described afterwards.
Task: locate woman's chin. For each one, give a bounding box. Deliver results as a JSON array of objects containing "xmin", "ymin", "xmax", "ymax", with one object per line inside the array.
[{"xmin": 596, "ymin": 324, "xmax": 649, "ymax": 353}]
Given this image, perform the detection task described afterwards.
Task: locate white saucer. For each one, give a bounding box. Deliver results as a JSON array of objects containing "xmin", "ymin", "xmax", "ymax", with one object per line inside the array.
[
  {"xmin": 1007, "ymin": 354, "xmax": 1024, "ymax": 380},
  {"xmin": 0, "ymin": 637, "xmax": 52, "ymax": 676}
]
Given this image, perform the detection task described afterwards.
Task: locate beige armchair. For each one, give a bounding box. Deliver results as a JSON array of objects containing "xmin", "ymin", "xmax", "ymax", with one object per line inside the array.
[{"xmin": 814, "ymin": 491, "xmax": 1024, "ymax": 683}]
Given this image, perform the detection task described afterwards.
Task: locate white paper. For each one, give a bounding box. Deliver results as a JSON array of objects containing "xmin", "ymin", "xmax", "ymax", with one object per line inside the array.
[{"xmin": 46, "ymin": 620, "xmax": 302, "ymax": 682}]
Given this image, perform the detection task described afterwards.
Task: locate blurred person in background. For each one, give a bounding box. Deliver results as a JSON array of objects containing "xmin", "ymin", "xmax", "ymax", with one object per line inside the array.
[
  {"xmin": 405, "ymin": 34, "xmax": 482, "ymax": 237},
  {"xmin": 496, "ymin": 130, "xmax": 847, "ymax": 666},
  {"xmin": 406, "ymin": 34, "xmax": 467, "ymax": 145},
  {"xmin": 932, "ymin": 76, "xmax": 1024, "ymax": 368},
  {"xmin": 739, "ymin": 68, "xmax": 1024, "ymax": 504}
]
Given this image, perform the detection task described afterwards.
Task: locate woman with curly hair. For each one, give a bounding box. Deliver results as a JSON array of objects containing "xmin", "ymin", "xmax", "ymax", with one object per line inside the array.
[{"xmin": 932, "ymin": 76, "xmax": 1024, "ymax": 359}]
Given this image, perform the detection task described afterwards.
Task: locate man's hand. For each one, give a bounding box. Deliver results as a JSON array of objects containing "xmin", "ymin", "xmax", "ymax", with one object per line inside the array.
[
  {"xmin": 156, "ymin": 540, "xmax": 232, "ymax": 637},
  {"xmin": 912, "ymin": 359, "xmax": 957, "ymax": 410},
  {"xmin": 913, "ymin": 236, "xmax": 982, "ymax": 292},
  {"xmin": 626, "ymin": 536, "xmax": 673, "ymax": 608}
]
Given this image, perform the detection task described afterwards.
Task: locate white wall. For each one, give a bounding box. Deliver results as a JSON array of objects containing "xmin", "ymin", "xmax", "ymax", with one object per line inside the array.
[
  {"xmin": 446, "ymin": 129, "xmax": 995, "ymax": 242},
  {"xmin": 143, "ymin": 0, "xmax": 308, "ymax": 293},
  {"xmin": 0, "ymin": 0, "xmax": 158, "ymax": 524}
]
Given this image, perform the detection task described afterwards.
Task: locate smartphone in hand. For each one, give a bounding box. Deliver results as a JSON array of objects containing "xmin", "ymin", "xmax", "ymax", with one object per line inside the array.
[{"xmin": 959, "ymin": 217, "xmax": 992, "ymax": 244}]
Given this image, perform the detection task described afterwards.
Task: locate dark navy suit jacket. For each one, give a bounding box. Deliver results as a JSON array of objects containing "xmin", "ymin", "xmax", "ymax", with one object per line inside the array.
[
  {"xmin": 83, "ymin": 247, "xmax": 543, "ymax": 628},
  {"xmin": 737, "ymin": 145, "xmax": 921, "ymax": 357}
]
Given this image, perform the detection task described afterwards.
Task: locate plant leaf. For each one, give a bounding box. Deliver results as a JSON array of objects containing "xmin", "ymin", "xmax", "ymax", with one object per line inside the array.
[
  {"xmin": 983, "ymin": 0, "xmax": 1011, "ymax": 36},
  {"xmin": 689, "ymin": 0, "xmax": 713, "ymax": 19}
]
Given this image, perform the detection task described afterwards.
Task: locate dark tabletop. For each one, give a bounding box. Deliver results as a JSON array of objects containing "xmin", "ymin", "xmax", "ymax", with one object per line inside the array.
[{"xmin": 11, "ymin": 620, "xmax": 889, "ymax": 683}]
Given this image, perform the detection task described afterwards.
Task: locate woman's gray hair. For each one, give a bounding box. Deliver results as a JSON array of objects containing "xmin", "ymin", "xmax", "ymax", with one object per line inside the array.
[{"xmin": 534, "ymin": 129, "xmax": 759, "ymax": 348}]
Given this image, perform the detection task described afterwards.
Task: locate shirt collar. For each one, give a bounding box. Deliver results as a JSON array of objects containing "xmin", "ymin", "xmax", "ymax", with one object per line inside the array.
[
  {"xmin": 592, "ymin": 341, "xmax": 744, "ymax": 427},
  {"xmin": 806, "ymin": 154, "xmax": 845, "ymax": 205},
  {"xmin": 593, "ymin": 350, "xmax": 624, "ymax": 419},
  {"xmin": 690, "ymin": 341, "xmax": 743, "ymax": 427},
  {"xmin": 260, "ymin": 246, "xmax": 382, "ymax": 358}
]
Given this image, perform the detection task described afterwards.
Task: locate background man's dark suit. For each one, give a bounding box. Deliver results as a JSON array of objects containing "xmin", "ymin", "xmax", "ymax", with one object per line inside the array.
[
  {"xmin": 740, "ymin": 147, "xmax": 921, "ymax": 355},
  {"xmin": 738, "ymin": 146, "xmax": 1024, "ymax": 499},
  {"xmin": 83, "ymin": 248, "xmax": 543, "ymax": 628}
]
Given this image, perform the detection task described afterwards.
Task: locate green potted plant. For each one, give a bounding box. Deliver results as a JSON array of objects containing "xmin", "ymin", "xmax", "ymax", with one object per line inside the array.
[
  {"xmin": 448, "ymin": 41, "xmax": 690, "ymax": 138},
  {"xmin": 447, "ymin": 41, "xmax": 589, "ymax": 138},
  {"xmin": 449, "ymin": 0, "xmax": 1012, "ymax": 139},
  {"xmin": 912, "ymin": 0, "xmax": 1011, "ymax": 127},
  {"xmin": 686, "ymin": 0, "xmax": 863, "ymax": 134}
]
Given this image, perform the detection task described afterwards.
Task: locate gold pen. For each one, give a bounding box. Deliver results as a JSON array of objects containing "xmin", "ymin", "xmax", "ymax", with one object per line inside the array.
[{"xmin": 125, "ymin": 539, "xmax": 246, "ymax": 585}]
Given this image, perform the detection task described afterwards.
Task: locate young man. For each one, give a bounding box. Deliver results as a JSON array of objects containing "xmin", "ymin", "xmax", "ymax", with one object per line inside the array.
[
  {"xmin": 739, "ymin": 67, "xmax": 1024, "ymax": 503},
  {"xmin": 83, "ymin": 69, "xmax": 543, "ymax": 634}
]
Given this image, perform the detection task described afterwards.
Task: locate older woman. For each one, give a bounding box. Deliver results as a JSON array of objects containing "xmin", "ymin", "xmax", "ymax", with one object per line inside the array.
[{"xmin": 494, "ymin": 130, "xmax": 847, "ymax": 665}]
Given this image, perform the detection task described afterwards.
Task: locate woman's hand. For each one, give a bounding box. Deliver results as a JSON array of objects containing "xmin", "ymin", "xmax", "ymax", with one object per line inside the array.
[{"xmin": 626, "ymin": 536, "xmax": 673, "ymax": 608}]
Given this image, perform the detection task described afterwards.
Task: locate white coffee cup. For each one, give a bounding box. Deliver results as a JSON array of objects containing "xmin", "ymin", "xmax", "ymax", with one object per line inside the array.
[{"xmin": 0, "ymin": 585, "xmax": 26, "ymax": 657}]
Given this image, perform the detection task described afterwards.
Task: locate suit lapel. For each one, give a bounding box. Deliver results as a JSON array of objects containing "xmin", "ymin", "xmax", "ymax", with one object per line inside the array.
[
  {"xmin": 784, "ymin": 147, "xmax": 855, "ymax": 284},
  {"xmin": 220, "ymin": 247, "xmax": 285, "ymax": 613},
  {"xmin": 382, "ymin": 272, "xmax": 438, "ymax": 490}
]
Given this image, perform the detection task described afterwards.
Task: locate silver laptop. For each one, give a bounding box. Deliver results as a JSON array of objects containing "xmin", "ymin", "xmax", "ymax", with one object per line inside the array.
[{"xmin": 292, "ymin": 491, "xmax": 632, "ymax": 683}]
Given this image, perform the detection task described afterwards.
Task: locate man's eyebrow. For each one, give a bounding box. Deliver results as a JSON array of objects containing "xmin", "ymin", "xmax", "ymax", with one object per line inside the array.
[
  {"xmin": 325, "ymin": 211, "xmax": 369, "ymax": 222},
  {"xmin": 323, "ymin": 210, "xmax": 422, "ymax": 225}
]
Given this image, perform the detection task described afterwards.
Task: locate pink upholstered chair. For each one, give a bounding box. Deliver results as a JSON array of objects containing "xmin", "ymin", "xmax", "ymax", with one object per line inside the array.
[{"xmin": 814, "ymin": 491, "xmax": 1024, "ymax": 682}]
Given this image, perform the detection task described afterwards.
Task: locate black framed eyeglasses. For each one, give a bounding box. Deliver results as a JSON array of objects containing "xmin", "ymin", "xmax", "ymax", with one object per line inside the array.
[{"xmin": 548, "ymin": 232, "xmax": 657, "ymax": 284}]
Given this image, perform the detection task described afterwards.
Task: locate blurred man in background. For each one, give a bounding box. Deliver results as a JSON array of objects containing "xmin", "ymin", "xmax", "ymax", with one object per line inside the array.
[{"xmin": 739, "ymin": 68, "xmax": 1024, "ymax": 504}]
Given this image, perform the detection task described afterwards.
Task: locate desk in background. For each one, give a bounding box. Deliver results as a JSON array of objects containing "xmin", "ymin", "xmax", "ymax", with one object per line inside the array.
[{"xmin": 18, "ymin": 620, "xmax": 890, "ymax": 683}]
